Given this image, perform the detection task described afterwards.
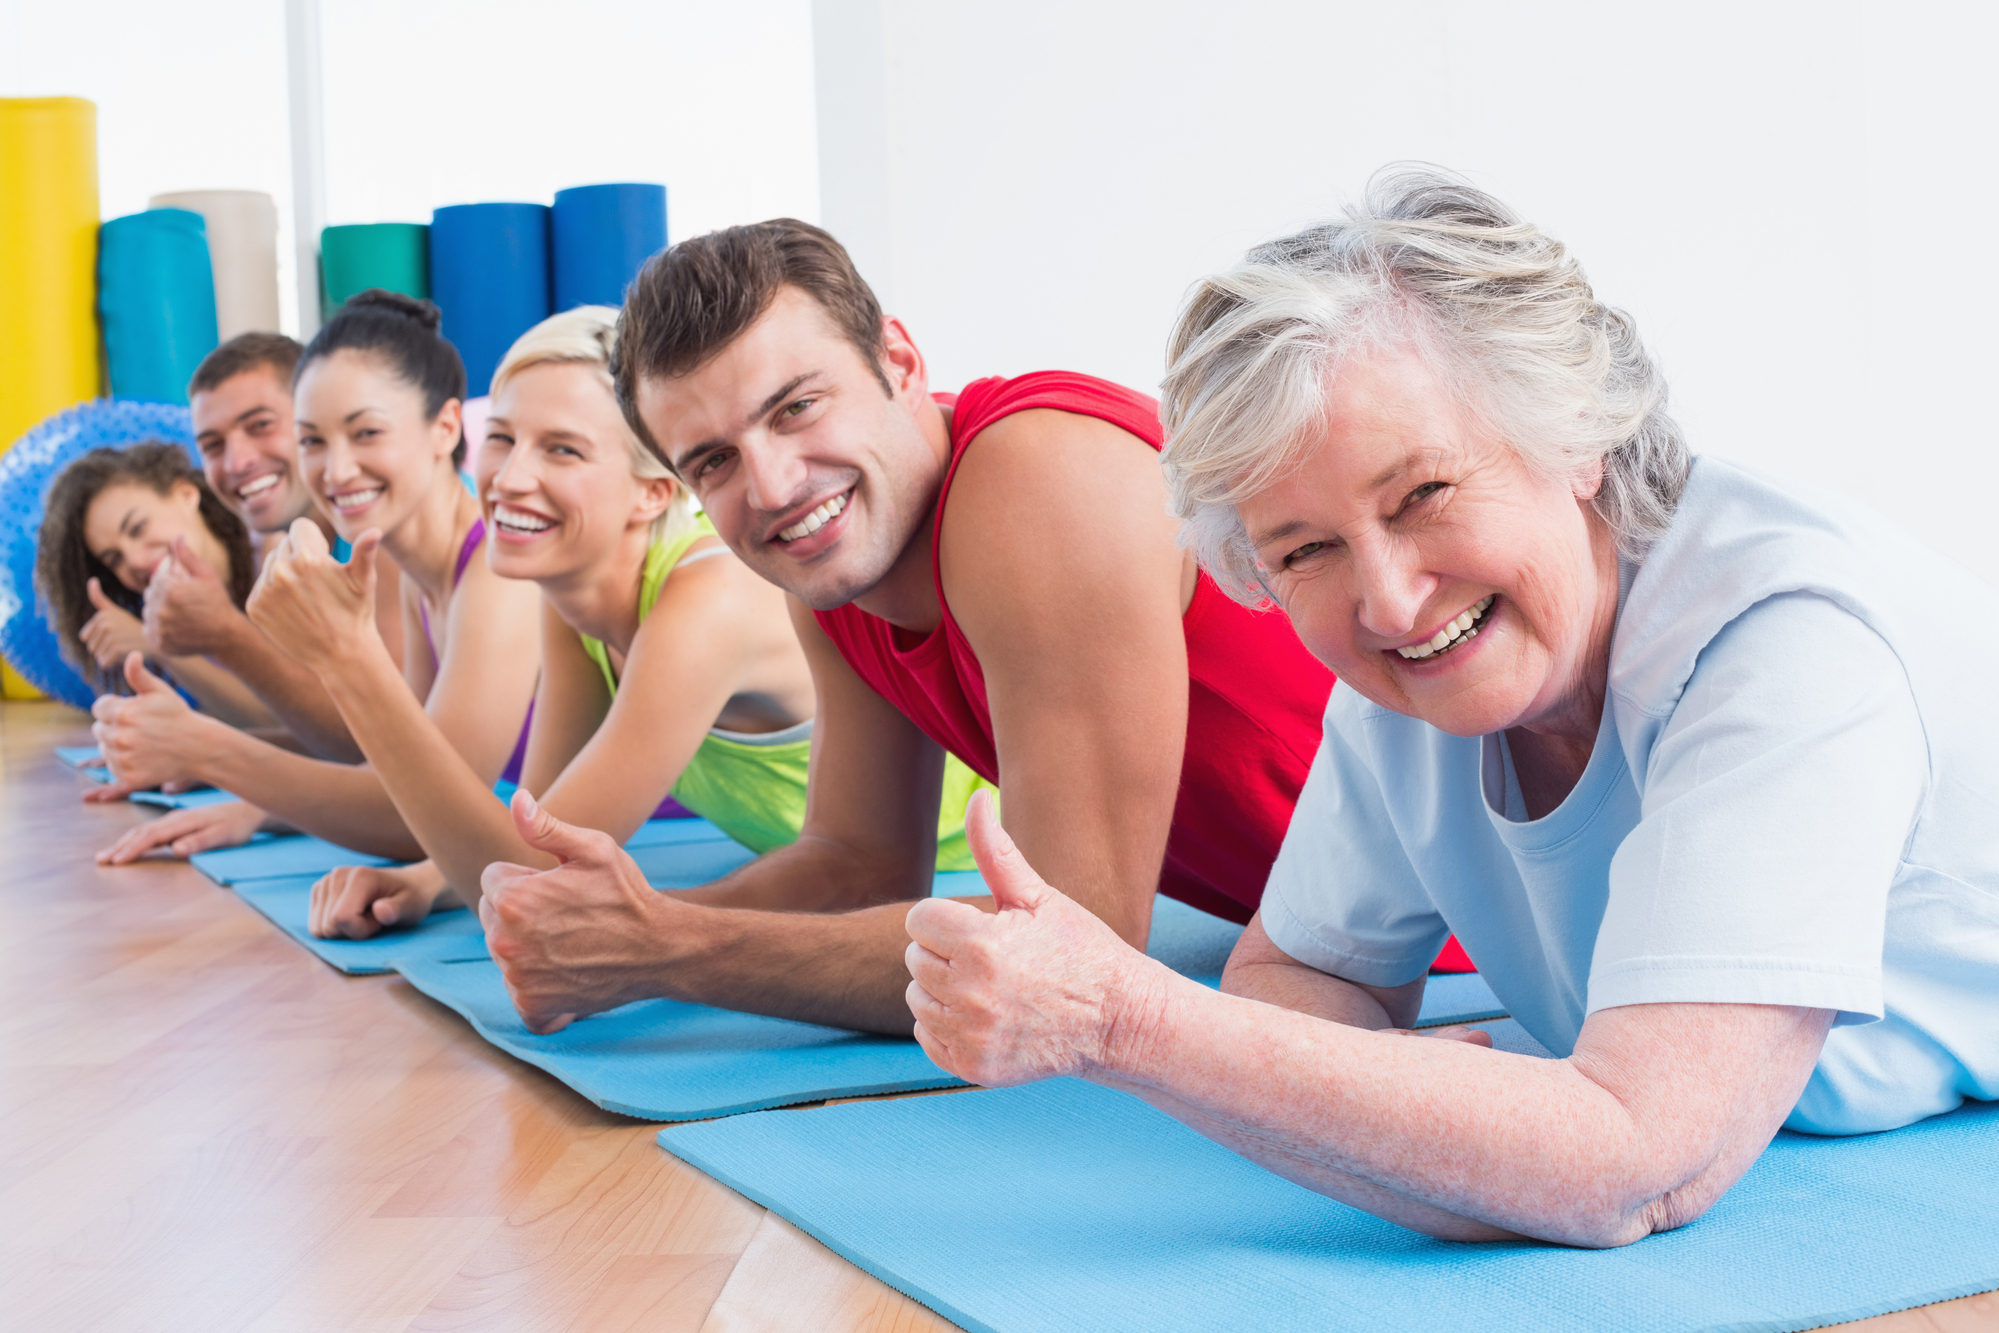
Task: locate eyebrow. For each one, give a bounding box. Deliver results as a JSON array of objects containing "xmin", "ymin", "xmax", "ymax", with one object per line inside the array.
[
  {"xmin": 672, "ymin": 372, "xmax": 820, "ymax": 474},
  {"xmin": 118, "ymin": 506, "xmax": 140, "ymax": 537}
]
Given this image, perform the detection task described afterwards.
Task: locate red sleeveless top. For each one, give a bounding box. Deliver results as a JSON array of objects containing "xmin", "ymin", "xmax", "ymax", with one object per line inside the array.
[{"xmin": 812, "ymin": 371, "xmax": 1334, "ymax": 925}]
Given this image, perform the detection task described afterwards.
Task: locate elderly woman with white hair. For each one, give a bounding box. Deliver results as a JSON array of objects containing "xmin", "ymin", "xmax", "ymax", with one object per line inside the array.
[{"xmin": 902, "ymin": 167, "xmax": 1999, "ymax": 1248}]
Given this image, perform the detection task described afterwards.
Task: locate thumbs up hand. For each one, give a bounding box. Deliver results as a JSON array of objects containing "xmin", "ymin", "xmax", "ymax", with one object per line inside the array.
[
  {"xmin": 248, "ymin": 519, "xmax": 383, "ymax": 672},
  {"xmin": 144, "ymin": 535, "xmax": 242, "ymax": 657},
  {"xmin": 479, "ymin": 789, "xmax": 679, "ymax": 1035},
  {"xmin": 79, "ymin": 577, "xmax": 148, "ymax": 670},
  {"xmin": 903, "ymin": 791, "xmax": 1175, "ymax": 1088},
  {"xmin": 88, "ymin": 651, "xmax": 213, "ymax": 795}
]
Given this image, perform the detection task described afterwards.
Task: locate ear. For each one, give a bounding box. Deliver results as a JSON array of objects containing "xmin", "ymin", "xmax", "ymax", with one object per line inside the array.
[
  {"xmin": 633, "ymin": 473, "xmax": 679, "ymax": 530},
  {"xmin": 1571, "ymin": 457, "xmax": 1606, "ymax": 503},
  {"xmin": 432, "ymin": 397, "xmax": 465, "ymax": 463},
  {"xmin": 879, "ymin": 316, "xmax": 929, "ymax": 408},
  {"xmin": 168, "ymin": 478, "xmax": 205, "ymax": 513}
]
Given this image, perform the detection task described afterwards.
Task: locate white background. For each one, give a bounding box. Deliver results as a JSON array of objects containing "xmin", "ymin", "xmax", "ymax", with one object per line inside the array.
[
  {"xmin": 815, "ymin": 0, "xmax": 1998, "ymax": 584},
  {"xmin": 4, "ymin": 0, "xmax": 1993, "ymax": 580}
]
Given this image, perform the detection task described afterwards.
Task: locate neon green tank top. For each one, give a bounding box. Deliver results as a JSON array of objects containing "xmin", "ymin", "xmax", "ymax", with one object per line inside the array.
[{"xmin": 580, "ymin": 518, "xmax": 989, "ymax": 868}]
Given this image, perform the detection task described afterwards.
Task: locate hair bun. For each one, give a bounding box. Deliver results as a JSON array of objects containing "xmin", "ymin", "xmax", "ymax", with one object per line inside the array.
[{"xmin": 343, "ymin": 287, "xmax": 444, "ymax": 334}]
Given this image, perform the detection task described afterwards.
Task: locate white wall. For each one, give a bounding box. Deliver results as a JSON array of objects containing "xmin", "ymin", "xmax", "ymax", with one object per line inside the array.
[
  {"xmin": 813, "ymin": 0, "xmax": 1999, "ymax": 585},
  {"xmin": 2, "ymin": 0, "xmax": 822, "ymax": 337}
]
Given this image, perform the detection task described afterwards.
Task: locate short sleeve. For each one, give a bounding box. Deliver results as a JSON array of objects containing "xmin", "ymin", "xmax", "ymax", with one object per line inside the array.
[
  {"xmin": 1591, "ymin": 592, "xmax": 1926, "ymax": 1024},
  {"xmin": 1260, "ymin": 708, "xmax": 1450, "ymax": 987}
]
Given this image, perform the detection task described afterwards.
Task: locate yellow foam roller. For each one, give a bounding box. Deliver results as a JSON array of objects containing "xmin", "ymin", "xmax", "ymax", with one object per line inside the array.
[
  {"xmin": 0, "ymin": 98, "xmax": 101, "ymax": 451},
  {"xmin": 1, "ymin": 97, "xmax": 100, "ymax": 698}
]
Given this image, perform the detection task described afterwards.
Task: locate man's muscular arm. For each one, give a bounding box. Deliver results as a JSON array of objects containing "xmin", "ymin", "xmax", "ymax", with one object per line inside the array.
[{"xmin": 480, "ymin": 408, "xmax": 1194, "ymax": 1035}]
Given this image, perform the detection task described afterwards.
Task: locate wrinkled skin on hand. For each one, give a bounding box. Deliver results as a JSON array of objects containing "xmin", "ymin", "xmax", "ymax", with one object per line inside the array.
[
  {"xmin": 480, "ymin": 789, "xmax": 678, "ymax": 1035},
  {"xmin": 310, "ymin": 861, "xmax": 456, "ymax": 939},
  {"xmin": 89, "ymin": 652, "xmax": 211, "ymax": 798},
  {"xmin": 903, "ymin": 791, "xmax": 1176, "ymax": 1088},
  {"xmin": 95, "ymin": 798, "xmax": 267, "ymax": 864},
  {"xmin": 143, "ymin": 536, "xmax": 241, "ymax": 658},
  {"xmin": 79, "ymin": 578, "xmax": 148, "ymax": 670},
  {"xmin": 246, "ymin": 518, "xmax": 383, "ymax": 671}
]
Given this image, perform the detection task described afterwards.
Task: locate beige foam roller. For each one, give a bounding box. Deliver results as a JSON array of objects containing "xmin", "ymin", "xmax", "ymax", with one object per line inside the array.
[{"xmin": 148, "ymin": 189, "xmax": 280, "ymax": 339}]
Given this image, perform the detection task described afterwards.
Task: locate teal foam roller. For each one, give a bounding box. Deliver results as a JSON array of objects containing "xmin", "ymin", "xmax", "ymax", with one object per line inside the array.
[{"xmin": 97, "ymin": 209, "xmax": 220, "ymax": 405}]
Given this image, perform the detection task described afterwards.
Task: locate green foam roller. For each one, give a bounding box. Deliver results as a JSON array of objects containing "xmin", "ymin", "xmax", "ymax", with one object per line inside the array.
[{"xmin": 321, "ymin": 223, "xmax": 430, "ymax": 308}]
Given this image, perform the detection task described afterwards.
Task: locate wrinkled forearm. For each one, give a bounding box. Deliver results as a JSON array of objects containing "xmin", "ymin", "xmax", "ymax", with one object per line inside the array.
[{"xmin": 1096, "ymin": 977, "xmax": 1690, "ymax": 1248}]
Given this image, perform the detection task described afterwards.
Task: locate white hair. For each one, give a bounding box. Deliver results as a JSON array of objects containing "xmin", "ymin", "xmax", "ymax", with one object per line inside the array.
[
  {"xmin": 491, "ymin": 305, "xmax": 696, "ymax": 547},
  {"xmin": 1160, "ymin": 164, "xmax": 1689, "ymax": 605}
]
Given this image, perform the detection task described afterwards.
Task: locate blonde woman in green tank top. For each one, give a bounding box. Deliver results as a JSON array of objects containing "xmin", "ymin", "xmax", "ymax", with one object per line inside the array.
[{"xmin": 307, "ymin": 307, "xmax": 986, "ymax": 939}]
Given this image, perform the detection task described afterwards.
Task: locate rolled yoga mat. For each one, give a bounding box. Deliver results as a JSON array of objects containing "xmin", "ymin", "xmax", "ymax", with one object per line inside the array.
[
  {"xmin": 0, "ymin": 400, "xmax": 198, "ymax": 708},
  {"xmin": 551, "ymin": 183, "xmax": 666, "ymax": 310},
  {"xmin": 98, "ymin": 209, "xmax": 220, "ymax": 405},
  {"xmin": 148, "ymin": 190, "xmax": 281, "ymax": 340},
  {"xmin": 660, "ymin": 1068, "xmax": 1999, "ymax": 1333},
  {"xmin": 0, "ymin": 96, "xmax": 101, "ymax": 700},
  {"xmin": 429, "ymin": 203, "xmax": 551, "ymax": 397},
  {"xmin": 320, "ymin": 222, "xmax": 429, "ymax": 309}
]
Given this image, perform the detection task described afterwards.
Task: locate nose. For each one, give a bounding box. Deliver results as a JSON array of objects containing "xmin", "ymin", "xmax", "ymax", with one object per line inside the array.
[
  {"xmin": 319, "ymin": 435, "xmax": 359, "ymax": 488},
  {"xmin": 221, "ymin": 429, "xmax": 259, "ymax": 483},
  {"xmin": 1347, "ymin": 532, "xmax": 1434, "ymax": 642},
  {"xmin": 736, "ymin": 436, "xmax": 809, "ymax": 516},
  {"xmin": 489, "ymin": 441, "xmax": 538, "ymax": 496}
]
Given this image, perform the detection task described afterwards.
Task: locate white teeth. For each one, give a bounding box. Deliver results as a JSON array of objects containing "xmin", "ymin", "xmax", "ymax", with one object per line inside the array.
[
  {"xmin": 1396, "ymin": 595, "xmax": 1495, "ymax": 661},
  {"xmin": 777, "ymin": 490, "xmax": 851, "ymax": 542},
  {"xmin": 332, "ymin": 488, "xmax": 383, "ymax": 511},
  {"xmin": 237, "ymin": 475, "xmax": 280, "ymax": 500},
  {"xmin": 494, "ymin": 506, "xmax": 553, "ymax": 533}
]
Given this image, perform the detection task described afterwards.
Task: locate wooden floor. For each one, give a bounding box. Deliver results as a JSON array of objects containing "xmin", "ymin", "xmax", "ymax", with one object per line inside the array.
[{"xmin": 3, "ymin": 697, "xmax": 1994, "ymax": 1333}]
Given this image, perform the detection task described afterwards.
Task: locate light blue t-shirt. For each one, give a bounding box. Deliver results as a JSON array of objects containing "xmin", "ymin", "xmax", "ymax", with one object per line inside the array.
[{"xmin": 1262, "ymin": 456, "xmax": 1999, "ymax": 1136}]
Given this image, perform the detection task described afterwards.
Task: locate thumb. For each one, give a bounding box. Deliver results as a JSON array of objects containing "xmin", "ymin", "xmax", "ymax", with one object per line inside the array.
[
  {"xmin": 509, "ymin": 788, "xmax": 601, "ymax": 866},
  {"xmin": 123, "ymin": 651, "xmax": 172, "ymax": 696},
  {"xmin": 87, "ymin": 577, "xmax": 114, "ymax": 612},
  {"xmin": 965, "ymin": 788, "xmax": 1049, "ymax": 914},
  {"xmin": 289, "ymin": 515, "xmax": 330, "ymax": 560},
  {"xmin": 348, "ymin": 528, "xmax": 383, "ymax": 598},
  {"xmin": 172, "ymin": 534, "xmax": 217, "ymax": 581}
]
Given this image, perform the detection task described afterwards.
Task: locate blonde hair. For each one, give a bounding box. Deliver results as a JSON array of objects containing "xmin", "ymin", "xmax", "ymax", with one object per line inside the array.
[
  {"xmin": 491, "ymin": 305, "xmax": 697, "ymax": 547},
  {"xmin": 1160, "ymin": 164, "xmax": 1688, "ymax": 605}
]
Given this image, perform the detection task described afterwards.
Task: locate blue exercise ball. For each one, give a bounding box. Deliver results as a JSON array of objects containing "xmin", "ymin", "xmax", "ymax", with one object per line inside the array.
[{"xmin": 0, "ymin": 399, "xmax": 200, "ymax": 709}]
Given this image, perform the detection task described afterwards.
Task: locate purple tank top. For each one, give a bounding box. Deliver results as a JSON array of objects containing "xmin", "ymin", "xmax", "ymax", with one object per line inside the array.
[{"xmin": 421, "ymin": 518, "xmax": 532, "ymax": 785}]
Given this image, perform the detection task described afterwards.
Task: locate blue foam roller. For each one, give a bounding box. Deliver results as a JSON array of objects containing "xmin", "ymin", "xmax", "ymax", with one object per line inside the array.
[
  {"xmin": 428, "ymin": 203, "xmax": 551, "ymax": 396},
  {"xmin": 0, "ymin": 400, "xmax": 199, "ymax": 707},
  {"xmin": 98, "ymin": 209, "xmax": 220, "ymax": 405},
  {"xmin": 551, "ymin": 184, "xmax": 667, "ymax": 311}
]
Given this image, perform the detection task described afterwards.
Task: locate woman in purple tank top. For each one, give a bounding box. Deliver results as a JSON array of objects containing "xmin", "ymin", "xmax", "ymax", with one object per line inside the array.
[{"xmin": 94, "ymin": 291, "xmax": 542, "ymax": 867}]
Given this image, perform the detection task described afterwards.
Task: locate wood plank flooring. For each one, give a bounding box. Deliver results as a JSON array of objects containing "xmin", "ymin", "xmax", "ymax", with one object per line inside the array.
[{"xmin": 2, "ymin": 699, "xmax": 1992, "ymax": 1331}]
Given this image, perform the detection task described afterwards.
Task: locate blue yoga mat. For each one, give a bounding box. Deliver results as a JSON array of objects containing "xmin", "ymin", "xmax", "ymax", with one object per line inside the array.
[
  {"xmin": 660, "ymin": 1066, "xmax": 1999, "ymax": 1333},
  {"xmin": 191, "ymin": 834, "xmax": 395, "ymax": 886},
  {"xmin": 551, "ymin": 184, "xmax": 666, "ymax": 310},
  {"xmin": 234, "ymin": 874, "xmax": 488, "ymax": 975},
  {"xmin": 98, "ymin": 209, "xmax": 220, "ymax": 405},
  {"xmin": 396, "ymin": 892, "xmax": 1504, "ymax": 1123},
  {"xmin": 429, "ymin": 203, "xmax": 551, "ymax": 396},
  {"xmin": 225, "ymin": 819, "xmax": 753, "ymax": 975},
  {"xmin": 55, "ymin": 745, "xmax": 101, "ymax": 768},
  {"xmin": 131, "ymin": 788, "xmax": 240, "ymax": 810}
]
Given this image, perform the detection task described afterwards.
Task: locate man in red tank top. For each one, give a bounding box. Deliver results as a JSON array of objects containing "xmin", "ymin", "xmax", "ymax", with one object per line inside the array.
[{"xmin": 475, "ymin": 220, "xmax": 1457, "ymax": 1037}]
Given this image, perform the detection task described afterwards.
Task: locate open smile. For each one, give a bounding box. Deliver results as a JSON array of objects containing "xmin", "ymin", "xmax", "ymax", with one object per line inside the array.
[
  {"xmin": 236, "ymin": 473, "xmax": 283, "ymax": 503},
  {"xmin": 492, "ymin": 502, "xmax": 557, "ymax": 539},
  {"xmin": 1394, "ymin": 595, "xmax": 1495, "ymax": 662},
  {"xmin": 329, "ymin": 486, "xmax": 384, "ymax": 515},
  {"xmin": 775, "ymin": 489, "xmax": 852, "ymax": 544}
]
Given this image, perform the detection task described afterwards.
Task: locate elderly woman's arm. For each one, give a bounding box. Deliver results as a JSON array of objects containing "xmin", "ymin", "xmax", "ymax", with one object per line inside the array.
[{"xmin": 904, "ymin": 797, "xmax": 1835, "ymax": 1249}]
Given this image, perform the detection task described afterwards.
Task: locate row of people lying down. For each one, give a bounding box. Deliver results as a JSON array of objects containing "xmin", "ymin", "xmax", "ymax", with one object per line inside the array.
[{"xmin": 55, "ymin": 166, "xmax": 1999, "ymax": 1252}]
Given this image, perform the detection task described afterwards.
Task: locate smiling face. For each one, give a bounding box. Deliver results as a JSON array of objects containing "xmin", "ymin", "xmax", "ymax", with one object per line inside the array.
[
  {"xmin": 633, "ymin": 286, "xmax": 945, "ymax": 611},
  {"xmin": 475, "ymin": 361, "xmax": 674, "ymax": 583},
  {"xmin": 81, "ymin": 479, "xmax": 210, "ymax": 592},
  {"xmin": 294, "ymin": 348, "xmax": 461, "ymax": 542},
  {"xmin": 190, "ymin": 364, "xmax": 308, "ymax": 534},
  {"xmin": 1237, "ymin": 348, "xmax": 1620, "ymax": 741}
]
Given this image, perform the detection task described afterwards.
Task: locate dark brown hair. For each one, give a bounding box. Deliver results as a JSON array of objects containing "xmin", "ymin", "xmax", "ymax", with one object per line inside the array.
[
  {"xmin": 612, "ymin": 219, "xmax": 889, "ymax": 463},
  {"xmin": 36, "ymin": 443, "xmax": 255, "ymax": 692},
  {"xmin": 299, "ymin": 288, "xmax": 468, "ymax": 466},
  {"xmin": 188, "ymin": 331, "xmax": 304, "ymax": 398}
]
